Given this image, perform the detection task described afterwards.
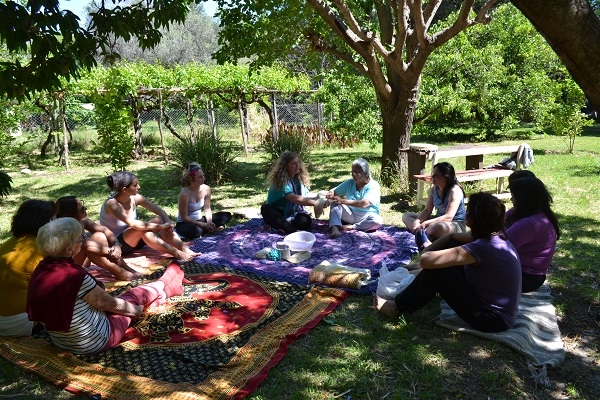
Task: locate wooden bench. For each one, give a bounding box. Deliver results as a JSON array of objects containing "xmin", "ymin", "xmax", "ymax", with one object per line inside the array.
[{"xmin": 414, "ymin": 144, "xmax": 526, "ymax": 208}]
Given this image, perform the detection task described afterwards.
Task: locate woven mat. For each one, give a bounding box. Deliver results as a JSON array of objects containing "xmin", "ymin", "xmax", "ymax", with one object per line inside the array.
[
  {"xmin": 437, "ymin": 284, "xmax": 564, "ymax": 385},
  {"xmin": 0, "ymin": 262, "xmax": 349, "ymax": 399}
]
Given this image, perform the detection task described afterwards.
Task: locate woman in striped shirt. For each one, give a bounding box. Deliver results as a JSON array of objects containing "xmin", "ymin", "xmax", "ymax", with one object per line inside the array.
[{"xmin": 26, "ymin": 218, "xmax": 186, "ymax": 354}]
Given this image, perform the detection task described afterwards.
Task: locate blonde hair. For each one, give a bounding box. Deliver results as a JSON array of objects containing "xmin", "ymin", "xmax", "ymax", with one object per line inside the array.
[
  {"xmin": 265, "ymin": 151, "xmax": 310, "ymax": 190},
  {"xmin": 37, "ymin": 218, "xmax": 83, "ymax": 257},
  {"xmin": 182, "ymin": 162, "xmax": 202, "ymax": 186}
]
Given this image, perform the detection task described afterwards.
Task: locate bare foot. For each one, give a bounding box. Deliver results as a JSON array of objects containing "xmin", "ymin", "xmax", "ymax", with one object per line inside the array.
[
  {"xmin": 341, "ymin": 224, "xmax": 354, "ymax": 231},
  {"xmin": 373, "ymin": 293, "xmax": 399, "ymax": 318},
  {"xmin": 329, "ymin": 226, "xmax": 341, "ymax": 239},
  {"xmin": 176, "ymin": 250, "xmax": 198, "ymax": 262}
]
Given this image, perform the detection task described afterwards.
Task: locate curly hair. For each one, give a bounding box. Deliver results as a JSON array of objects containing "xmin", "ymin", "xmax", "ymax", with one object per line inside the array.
[
  {"xmin": 265, "ymin": 151, "xmax": 310, "ymax": 190},
  {"xmin": 181, "ymin": 162, "xmax": 202, "ymax": 186},
  {"xmin": 433, "ymin": 162, "xmax": 464, "ymax": 201},
  {"xmin": 507, "ymin": 177, "xmax": 560, "ymax": 239},
  {"xmin": 466, "ymin": 192, "xmax": 506, "ymax": 240},
  {"xmin": 107, "ymin": 171, "xmax": 137, "ymax": 193},
  {"xmin": 11, "ymin": 199, "xmax": 57, "ymax": 238}
]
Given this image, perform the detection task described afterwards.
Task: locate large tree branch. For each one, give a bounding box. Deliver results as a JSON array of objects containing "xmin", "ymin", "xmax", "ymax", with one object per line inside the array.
[
  {"xmin": 428, "ymin": 0, "xmax": 498, "ymax": 51},
  {"xmin": 306, "ymin": 0, "xmax": 392, "ymax": 100},
  {"xmin": 511, "ymin": 0, "xmax": 600, "ymax": 111}
]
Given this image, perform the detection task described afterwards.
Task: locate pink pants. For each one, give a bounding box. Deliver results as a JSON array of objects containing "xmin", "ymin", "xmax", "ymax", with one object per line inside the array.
[{"xmin": 102, "ymin": 282, "xmax": 164, "ymax": 350}]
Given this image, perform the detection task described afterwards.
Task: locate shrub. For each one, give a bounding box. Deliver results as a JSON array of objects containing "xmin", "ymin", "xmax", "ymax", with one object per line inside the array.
[
  {"xmin": 260, "ymin": 122, "xmax": 313, "ymax": 164},
  {"xmin": 169, "ymin": 130, "xmax": 238, "ymax": 185}
]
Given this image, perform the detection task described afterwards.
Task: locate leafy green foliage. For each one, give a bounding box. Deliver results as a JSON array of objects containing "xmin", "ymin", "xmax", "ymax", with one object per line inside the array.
[
  {"xmin": 259, "ymin": 123, "xmax": 313, "ymax": 164},
  {"xmin": 169, "ymin": 130, "xmax": 239, "ymax": 185},
  {"xmin": 416, "ymin": 4, "xmax": 580, "ymax": 140},
  {"xmin": 0, "ymin": 169, "xmax": 12, "ymax": 198},
  {"xmin": 0, "ymin": 0, "xmax": 196, "ymax": 100},
  {"xmin": 313, "ymin": 67, "xmax": 381, "ymax": 146},
  {"xmin": 543, "ymin": 79, "xmax": 593, "ymax": 153}
]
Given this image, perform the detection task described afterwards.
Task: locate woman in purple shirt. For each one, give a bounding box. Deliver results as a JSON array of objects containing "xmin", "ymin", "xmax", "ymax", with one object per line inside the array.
[
  {"xmin": 506, "ymin": 176, "xmax": 560, "ymax": 293},
  {"xmin": 376, "ymin": 192, "xmax": 521, "ymax": 333}
]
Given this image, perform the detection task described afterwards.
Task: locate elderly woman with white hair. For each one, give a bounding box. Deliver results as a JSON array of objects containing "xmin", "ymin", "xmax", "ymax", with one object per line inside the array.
[
  {"xmin": 26, "ymin": 217, "xmax": 187, "ymax": 354},
  {"xmin": 326, "ymin": 158, "xmax": 383, "ymax": 238}
]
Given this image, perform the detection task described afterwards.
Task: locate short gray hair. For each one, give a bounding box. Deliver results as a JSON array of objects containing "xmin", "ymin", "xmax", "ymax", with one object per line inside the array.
[
  {"xmin": 352, "ymin": 158, "xmax": 370, "ymax": 179},
  {"xmin": 37, "ymin": 218, "xmax": 83, "ymax": 257}
]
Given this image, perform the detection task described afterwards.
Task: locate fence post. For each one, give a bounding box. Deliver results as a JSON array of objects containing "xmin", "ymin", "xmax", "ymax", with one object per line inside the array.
[
  {"xmin": 317, "ymin": 101, "xmax": 323, "ymax": 145},
  {"xmin": 59, "ymin": 93, "xmax": 70, "ymax": 172},
  {"xmin": 271, "ymin": 92, "xmax": 279, "ymax": 140},
  {"xmin": 157, "ymin": 89, "xmax": 168, "ymax": 164},
  {"xmin": 237, "ymin": 95, "xmax": 248, "ymax": 156}
]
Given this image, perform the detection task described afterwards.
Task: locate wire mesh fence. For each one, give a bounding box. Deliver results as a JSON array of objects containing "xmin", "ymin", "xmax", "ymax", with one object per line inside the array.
[{"xmin": 12, "ymin": 102, "xmax": 329, "ymax": 142}]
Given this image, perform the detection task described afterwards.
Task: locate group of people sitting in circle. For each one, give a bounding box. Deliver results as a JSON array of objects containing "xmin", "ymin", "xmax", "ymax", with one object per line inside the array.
[
  {"xmin": 0, "ymin": 151, "xmax": 559, "ymax": 353},
  {"xmin": 376, "ymin": 163, "xmax": 559, "ymax": 333},
  {"xmin": 0, "ymin": 163, "xmax": 229, "ymax": 342}
]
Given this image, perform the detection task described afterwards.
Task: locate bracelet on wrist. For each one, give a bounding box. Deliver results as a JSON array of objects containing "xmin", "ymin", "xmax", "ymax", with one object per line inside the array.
[{"xmin": 108, "ymin": 246, "xmax": 114, "ymax": 257}]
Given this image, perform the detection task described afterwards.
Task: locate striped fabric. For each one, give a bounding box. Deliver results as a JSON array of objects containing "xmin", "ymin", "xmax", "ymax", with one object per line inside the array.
[
  {"xmin": 437, "ymin": 284, "xmax": 564, "ymax": 370},
  {"xmin": 47, "ymin": 275, "xmax": 110, "ymax": 354}
]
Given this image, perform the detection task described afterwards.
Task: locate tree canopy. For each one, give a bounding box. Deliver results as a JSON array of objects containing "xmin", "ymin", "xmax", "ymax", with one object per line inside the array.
[
  {"xmin": 215, "ymin": 0, "xmax": 502, "ymax": 185},
  {"xmin": 0, "ymin": 0, "xmax": 202, "ymax": 99}
]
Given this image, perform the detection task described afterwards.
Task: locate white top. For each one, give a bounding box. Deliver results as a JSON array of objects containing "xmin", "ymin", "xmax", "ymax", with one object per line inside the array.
[
  {"xmin": 99, "ymin": 196, "xmax": 135, "ymax": 236},
  {"xmin": 177, "ymin": 188, "xmax": 205, "ymax": 222}
]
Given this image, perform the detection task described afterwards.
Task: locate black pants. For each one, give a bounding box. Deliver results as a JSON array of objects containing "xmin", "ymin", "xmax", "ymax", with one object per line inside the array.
[
  {"xmin": 522, "ymin": 272, "xmax": 546, "ymax": 293},
  {"xmin": 175, "ymin": 212, "xmax": 232, "ymax": 239},
  {"xmin": 260, "ymin": 204, "xmax": 312, "ymax": 234},
  {"xmin": 395, "ymin": 266, "xmax": 509, "ymax": 333}
]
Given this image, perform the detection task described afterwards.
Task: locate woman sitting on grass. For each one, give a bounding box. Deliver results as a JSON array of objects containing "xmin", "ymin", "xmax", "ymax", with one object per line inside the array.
[
  {"xmin": 176, "ymin": 163, "xmax": 232, "ymax": 239},
  {"xmin": 377, "ymin": 192, "xmax": 521, "ymax": 333},
  {"xmin": 0, "ymin": 200, "xmax": 56, "ymax": 337},
  {"xmin": 56, "ymin": 196, "xmax": 143, "ymax": 281},
  {"xmin": 402, "ymin": 162, "xmax": 466, "ymax": 251},
  {"xmin": 99, "ymin": 171, "xmax": 199, "ymax": 261},
  {"xmin": 505, "ymin": 176, "xmax": 560, "ymax": 293},
  {"xmin": 27, "ymin": 218, "xmax": 187, "ymax": 354},
  {"xmin": 260, "ymin": 151, "xmax": 316, "ymax": 234}
]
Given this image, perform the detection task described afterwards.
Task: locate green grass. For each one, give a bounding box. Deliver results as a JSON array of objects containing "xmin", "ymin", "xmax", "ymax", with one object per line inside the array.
[{"xmin": 1, "ymin": 129, "xmax": 599, "ymax": 399}]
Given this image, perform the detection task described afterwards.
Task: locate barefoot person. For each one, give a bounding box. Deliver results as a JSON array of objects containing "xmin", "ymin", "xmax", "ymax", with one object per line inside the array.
[
  {"xmin": 176, "ymin": 163, "xmax": 232, "ymax": 239},
  {"xmin": 402, "ymin": 162, "xmax": 466, "ymax": 251},
  {"xmin": 100, "ymin": 172, "xmax": 199, "ymax": 261},
  {"xmin": 56, "ymin": 196, "xmax": 143, "ymax": 281},
  {"xmin": 327, "ymin": 158, "xmax": 382, "ymax": 238},
  {"xmin": 377, "ymin": 192, "xmax": 521, "ymax": 333},
  {"xmin": 27, "ymin": 218, "xmax": 187, "ymax": 354}
]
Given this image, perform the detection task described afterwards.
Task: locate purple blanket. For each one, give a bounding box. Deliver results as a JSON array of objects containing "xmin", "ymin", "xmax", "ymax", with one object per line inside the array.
[{"xmin": 189, "ymin": 218, "xmax": 417, "ymax": 294}]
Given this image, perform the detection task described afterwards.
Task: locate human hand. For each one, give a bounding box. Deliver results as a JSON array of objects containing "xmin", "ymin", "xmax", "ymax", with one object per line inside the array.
[
  {"xmin": 108, "ymin": 244, "xmax": 122, "ymax": 260},
  {"xmin": 132, "ymin": 304, "xmax": 144, "ymax": 320}
]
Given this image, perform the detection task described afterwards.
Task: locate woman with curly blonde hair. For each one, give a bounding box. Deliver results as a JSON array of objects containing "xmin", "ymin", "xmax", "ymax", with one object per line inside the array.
[
  {"xmin": 261, "ymin": 151, "xmax": 316, "ymax": 233},
  {"xmin": 176, "ymin": 163, "xmax": 232, "ymax": 239}
]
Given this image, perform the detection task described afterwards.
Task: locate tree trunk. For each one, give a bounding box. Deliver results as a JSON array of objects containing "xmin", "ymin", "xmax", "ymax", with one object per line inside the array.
[
  {"xmin": 379, "ymin": 76, "xmax": 421, "ymax": 192},
  {"xmin": 511, "ymin": 0, "xmax": 600, "ymax": 110}
]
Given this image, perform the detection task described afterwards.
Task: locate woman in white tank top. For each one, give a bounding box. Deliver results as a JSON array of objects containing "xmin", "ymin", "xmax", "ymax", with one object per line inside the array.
[
  {"xmin": 176, "ymin": 163, "xmax": 232, "ymax": 239},
  {"xmin": 100, "ymin": 172, "xmax": 200, "ymax": 261}
]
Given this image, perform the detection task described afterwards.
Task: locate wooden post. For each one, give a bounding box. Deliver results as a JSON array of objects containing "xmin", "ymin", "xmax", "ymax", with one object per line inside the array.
[
  {"xmin": 59, "ymin": 93, "xmax": 70, "ymax": 172},
  {"xmin": 271, "ymin": 92, "xmax": 279, "ymax": 140},
  {"xmin": 237, "ymin": 96, "xmax": 248, "ymax": 156},
  {"xmin": 157, "ymin": 89, "xmax": 168, "ymax": 164},
  {"xmin": 317, "ymin": 101, "xmax": 323, "ymax": 145}
]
